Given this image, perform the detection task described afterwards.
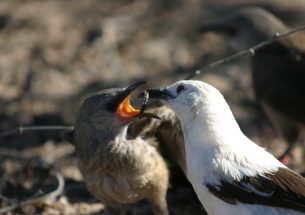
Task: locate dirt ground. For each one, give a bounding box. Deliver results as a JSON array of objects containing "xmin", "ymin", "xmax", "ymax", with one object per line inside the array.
[{"xmin": 0, "ymin": 0, "xmax": 304, "ymax": 214}]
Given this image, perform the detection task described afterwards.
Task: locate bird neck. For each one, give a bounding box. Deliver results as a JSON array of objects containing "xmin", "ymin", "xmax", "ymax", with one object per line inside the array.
[
  {"xmin": 113, "ymin": 126, "xmax": 129, "ymax": 143},
  {"xmin": 98, "ymin": 125, "xmax": 128, "ymax": 145},
  {"xmin": 181, "ymin": 95, "xmax": 243, "ymax": 152},
  {"xmin": 81, "ymin": 122, "xmax": 129, "ymax": 154},
  {"xmin": 179, "ymin": 96, "xmax": 284, "ymax": 183}
]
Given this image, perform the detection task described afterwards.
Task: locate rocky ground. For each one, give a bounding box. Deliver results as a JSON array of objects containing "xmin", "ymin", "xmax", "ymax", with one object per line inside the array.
[{"xmin": 0, "ymin": 0, "xmax": 304, "ymax": 214}]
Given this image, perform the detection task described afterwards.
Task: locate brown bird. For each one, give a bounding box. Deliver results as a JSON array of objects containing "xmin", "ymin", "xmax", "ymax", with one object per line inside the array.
[
  {"xmin": 199, "ymin": 7, "xmax": 305, "ymax": 164},
  {"xmin": 74, "ymin": 81, "xmax": 170, "ymax": 215}
]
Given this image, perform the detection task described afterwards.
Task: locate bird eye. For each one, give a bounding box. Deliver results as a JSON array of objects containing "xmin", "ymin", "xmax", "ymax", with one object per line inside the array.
[{"xmin": 176, "ymin": 85, "xmax": 185, "ymax": 94}]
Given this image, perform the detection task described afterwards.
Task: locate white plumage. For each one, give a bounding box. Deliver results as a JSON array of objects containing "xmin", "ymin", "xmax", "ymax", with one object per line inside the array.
[{"xmin": 147, "ymin": 80, "xmax": 305, "ymax": 215}]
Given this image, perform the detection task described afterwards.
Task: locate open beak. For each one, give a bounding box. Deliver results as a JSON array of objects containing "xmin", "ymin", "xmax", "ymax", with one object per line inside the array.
[
  {"xmin": 146, "ymin": 88, "xmax": 175, "ymax": 100},
  {"xmin": 113, "ymin": 81, "xmax": 159, "ymax": 120}
]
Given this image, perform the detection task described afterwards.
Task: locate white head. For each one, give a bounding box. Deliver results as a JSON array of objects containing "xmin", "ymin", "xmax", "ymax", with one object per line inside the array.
[
  {"xmin": 147, "ymin": 80, "xmax": 232, "ymax": 123},
  {"xmin": 147, "ymin": 80, "xmax": 245, "ymax": 148}
]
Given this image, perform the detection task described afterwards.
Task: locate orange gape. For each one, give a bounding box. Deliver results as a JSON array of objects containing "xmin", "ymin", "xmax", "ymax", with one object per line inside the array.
[{"xmin": 116, "ymin": 94, "xmax": 140, "ymax": 118}]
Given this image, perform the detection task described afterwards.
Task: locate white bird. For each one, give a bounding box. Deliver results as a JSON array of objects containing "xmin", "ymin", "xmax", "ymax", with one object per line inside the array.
[{"xmin": 146, "ymin": 80, "xmax": 305, "ymax": 215}]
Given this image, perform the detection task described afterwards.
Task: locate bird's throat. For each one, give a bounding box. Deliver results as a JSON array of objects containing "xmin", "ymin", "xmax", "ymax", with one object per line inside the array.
[{"xmin": 116, "ymin": 94, "xmax": 140, "ymax": 119}]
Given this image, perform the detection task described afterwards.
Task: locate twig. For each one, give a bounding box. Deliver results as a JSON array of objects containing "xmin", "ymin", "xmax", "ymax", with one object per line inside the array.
[
  {"xmin": 0, "ymin": 126, "xmax": 74, "ymax": 139},
  {"xmin": 0, "ymin": 194, "xmax": 13, "ymax": 204},
  {"xmin": 0, "ymin": 151, "xmax": 65, "ymax": 214},
  {"xmin": 185, "ymin": 24, "xmax": 305, "ymax": 80},
  {"xmin": 0, "ymin": 169, "xmax": 64, "ymax": 214},
  {"xmin": 0, "ymin": 148, "xmax": 31, "ymax": 159}
]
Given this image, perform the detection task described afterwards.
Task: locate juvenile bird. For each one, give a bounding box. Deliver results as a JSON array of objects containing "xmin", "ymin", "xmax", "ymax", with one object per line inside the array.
[
  {"xmin": 199, "ymin": 7, "xmax": 305, "ymax": 163},
  {"xmin": 147, "ymin": 80, "xmax": 305, "ymax": 215},
  {"xmin": 74, "ymin": 81, "xmax": 169, "ymax": 215}
]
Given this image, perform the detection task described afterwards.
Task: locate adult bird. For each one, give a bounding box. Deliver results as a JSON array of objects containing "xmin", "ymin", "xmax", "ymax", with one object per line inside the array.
[
  {"xmin": 74, "ymin": 81, "xmax": 170, "ymax": 215},
  {"xmin": 147, "ymin": 80, "xmax": 305, "ymax": 215},
  {"xmin": 199, "ymin": 7, "xmax": 305, "ymax": 163}
]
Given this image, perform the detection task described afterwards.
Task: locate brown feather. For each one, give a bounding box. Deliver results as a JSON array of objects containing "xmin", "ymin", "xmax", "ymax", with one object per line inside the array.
[
  {"xmin": 207, "ymin": 167, "xmax": 305, "ymax": 211},
  {"xmin": 128, "ymin": 105, "xmax": 186, "ymax": 174},
  {"xmin": 74, "ymin": 88, "xmax": 170, "ymax": 215}
]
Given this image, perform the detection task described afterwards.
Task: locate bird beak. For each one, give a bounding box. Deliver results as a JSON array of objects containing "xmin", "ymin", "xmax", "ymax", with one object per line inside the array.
[
  {"xmin": 113, "ymin": 81, "xmax": 159, "ymax": 120},
  {"xmin": 146, "ymin": 88, "xmax": 175, "ymax": 101}
]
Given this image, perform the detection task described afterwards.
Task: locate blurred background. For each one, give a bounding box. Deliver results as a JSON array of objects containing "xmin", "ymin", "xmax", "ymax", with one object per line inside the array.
[{"xmin": 0, "ymin": 0, "xmax": 305, "ymax": 214}]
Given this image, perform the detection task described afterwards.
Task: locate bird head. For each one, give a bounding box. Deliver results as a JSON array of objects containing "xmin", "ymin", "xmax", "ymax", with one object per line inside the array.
[
  {"xmin": 146, "ymin": 80, "xmax": 218, "ymax": 122},
  {"xmin": 146, "ymin": 80, "xmax": 242, "ymax": 143},
  {"xmin": 78, "ymin": 81, "xmax": 157, "ymax": 129}
]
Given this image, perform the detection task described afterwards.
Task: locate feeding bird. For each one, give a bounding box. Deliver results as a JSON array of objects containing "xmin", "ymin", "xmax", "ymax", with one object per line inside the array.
[
  {"xmin": 147, "ymin": 80, "xmax": 305, "ymax": 215},
  {"xmin": 199, "ymin": 7, "xmax": 305, "ymax": 163},
  {"xmin": 74, "ymin": 81, "xmax": 170, "ymax": 215}
]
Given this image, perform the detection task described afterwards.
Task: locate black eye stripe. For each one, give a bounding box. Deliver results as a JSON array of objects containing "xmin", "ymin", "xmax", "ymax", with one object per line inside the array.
[{"xmin": 176, "ymin": 85, "xmax": 185, "ymax": 94}]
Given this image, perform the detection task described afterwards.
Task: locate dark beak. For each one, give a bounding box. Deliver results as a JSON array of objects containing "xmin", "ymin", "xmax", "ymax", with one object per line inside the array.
[
  {"xmin": 122, "ymin": 80, "xmax": 148, "ymax": 99},
  {"xmin": 107, "ymin": 80, "xmax": 147, "ymax": 112},
  {"xmin": 136, "ymin": 87, "xmax": 175, "ymax": 120},
  {"xmin": 106, "ymin": 81, "xmax": 161, "ymax": 120},
  {"xmin": 146, "ymin": 88, "xmax": 175, "ymax": 100}
]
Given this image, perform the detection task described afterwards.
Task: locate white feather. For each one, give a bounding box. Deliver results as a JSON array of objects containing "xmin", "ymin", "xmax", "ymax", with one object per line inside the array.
[{"xmin": 162, "ymin": 80, "xmax": 302, "ymax": 215}]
